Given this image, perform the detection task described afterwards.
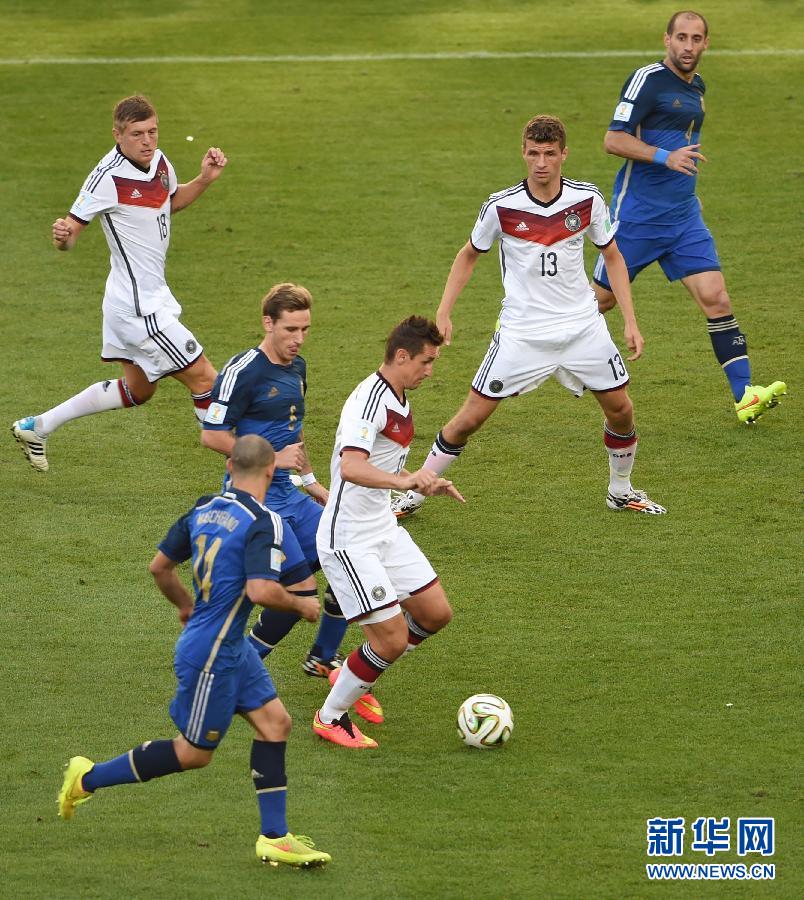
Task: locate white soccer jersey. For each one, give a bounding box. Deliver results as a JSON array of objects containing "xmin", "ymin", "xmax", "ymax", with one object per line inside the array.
[
  {"xmin": 470, "ymin": 177, "xmax": 617, "ymax": 335},
  {"xmin": 318, "ymin": 372, "xmax": 414, "ymax": 549},
  {"xmin": 69, "ymin": 146, "xmax": 179, "ymax": 317}
]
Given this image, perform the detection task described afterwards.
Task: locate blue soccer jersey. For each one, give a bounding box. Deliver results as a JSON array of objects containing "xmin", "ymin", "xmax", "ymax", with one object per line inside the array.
[
  {"xmin": 158, "ymin": 488, "xmax": 310, "ymax": 672},
  {"xmin": 203, "ymin": 349, "xmax": 306, "ymax": 506},
  {"xmin": 608, "ymin": 61, "xmax": 706, "ymax": 225}
]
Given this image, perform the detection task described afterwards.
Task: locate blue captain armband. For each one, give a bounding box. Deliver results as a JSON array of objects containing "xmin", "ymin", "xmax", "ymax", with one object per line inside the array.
[{"xmin": 652, "ymin": 148, "xmax": 670, "ymax": 166}]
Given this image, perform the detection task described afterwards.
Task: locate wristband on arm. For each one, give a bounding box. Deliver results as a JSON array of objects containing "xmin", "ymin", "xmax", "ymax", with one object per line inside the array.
[
  {"xmin": 300, "ymin": 472, "xmax": 318, "ymax": 487},
  {"xmin": 652, "ymin": 148, "xmax": 670, "ymax": 166}
]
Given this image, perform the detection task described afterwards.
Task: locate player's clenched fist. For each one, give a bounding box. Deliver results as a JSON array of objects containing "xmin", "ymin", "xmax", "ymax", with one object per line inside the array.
[
  {"xmin": 52, "ymin": 217, "xmax": 74, "ymax": 247},
  {"xmin": 275, "ymin": 441, "xmax": 306, "ymax": 471},
  {"xmin": 200, "ymin": 147, "xmax": 228, "ymax": 182}
]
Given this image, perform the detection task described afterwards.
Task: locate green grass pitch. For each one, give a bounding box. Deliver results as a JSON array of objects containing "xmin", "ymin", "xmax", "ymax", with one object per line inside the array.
[{"xmin": 1, "ymin": 2, "xmax": 802, "ymax": 897}]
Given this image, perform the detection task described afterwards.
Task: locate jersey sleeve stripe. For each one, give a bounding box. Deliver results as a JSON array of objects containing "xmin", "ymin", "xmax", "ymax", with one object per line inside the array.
[
  {"xmin": 479, "ymin": 182, "xmax": 525, "ymax": 220},
  {"xmin": 218, "ymin": 349, "xmax": 259, "ymax": 402},
  {"xmin": 85, "ymin": 152, "xmax": 124, "ymax": 193},
  {"xmin": 623, "ymin": 63, "xmax": 663, "ymax": 101},
  {"xmin": 562, "ymin": 178, "xmax": 605, "ymax": 203},
  {"xmin": 361, "ymin": 377, "xmax": 387, "ymax": 422}
]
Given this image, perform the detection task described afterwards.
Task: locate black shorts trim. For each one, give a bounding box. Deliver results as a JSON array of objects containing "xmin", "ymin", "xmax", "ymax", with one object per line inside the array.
[
  {"xmin": 590, "ymin": 379, "xmax": 631, "ymax": 394},
  {"xmin": 672, "ymin": 265, "xmax": 722, "ymax": 282}
]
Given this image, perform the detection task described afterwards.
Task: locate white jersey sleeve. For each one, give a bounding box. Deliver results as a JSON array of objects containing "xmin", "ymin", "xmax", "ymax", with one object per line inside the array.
[
  {"xmin": 587, "ymin": 191, "xmax": 617, "ymax": 248},
  {"xmin": 70, "ymin": 170, "xmax": 117, "ymax": 224},
  {"xmin": 340, "ymin": 397, "xmax": 387, "ymax": 457},
  {"xmin": 470, "ymin": 196, "xmax": 503, "ymax": 252}
]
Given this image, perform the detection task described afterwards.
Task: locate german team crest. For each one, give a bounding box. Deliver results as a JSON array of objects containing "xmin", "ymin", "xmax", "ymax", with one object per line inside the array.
[
  {"xmin": 159, "ymin": 170, "xmax": 170, "ymax": 190},
  {"xmin": 564, "ymin": 212, "xmax": 581, "ymax": 232},
  {"xmin": 371, "ymin": 586, "xmax": 386, "ymax": 602}
]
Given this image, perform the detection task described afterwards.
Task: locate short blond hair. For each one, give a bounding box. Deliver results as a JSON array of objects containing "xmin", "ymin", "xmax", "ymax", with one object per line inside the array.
[
  {"xmin": 261, "ymin": 282, "xmax": 313, "ymax": 321},
  {"xmin": 113, "ymin": 95, "xmax": 157, "ymax": 131}
]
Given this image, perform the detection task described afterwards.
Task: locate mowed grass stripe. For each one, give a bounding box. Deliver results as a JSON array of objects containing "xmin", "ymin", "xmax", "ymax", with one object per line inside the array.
[{"xmin": 1, "ymin": 48, "xmax": 803, "ymax": 65}]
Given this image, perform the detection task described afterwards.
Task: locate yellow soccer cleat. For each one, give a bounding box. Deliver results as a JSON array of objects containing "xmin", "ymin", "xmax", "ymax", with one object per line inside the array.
[
  {"xmin": 256, "ymin": 832, "xmax": 332, "ymax": 868},
  {"xmin": 735, "ymin": 382, "xmax": 787, "ymax": 424},
  {"xmin": 57, "ymin": 756, "xmax": 94, "ymax": 820}
]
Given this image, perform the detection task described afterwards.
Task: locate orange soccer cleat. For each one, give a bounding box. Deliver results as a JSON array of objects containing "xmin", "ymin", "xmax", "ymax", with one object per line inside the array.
[
  {"xmin": 312, "ymin": 711, "xmax": 378, "ymax": 749},
  {"xmin": 327, "ymin": 666, "xmax": 385, "ymax": 724}
]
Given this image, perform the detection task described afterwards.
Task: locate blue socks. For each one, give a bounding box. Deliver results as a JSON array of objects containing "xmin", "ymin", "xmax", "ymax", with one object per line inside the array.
[
  {"xmin": 252, "ymin": 740, "xmax": 287, "ymax": 838},
  {"xmin": 248, "ymin": 585, "xmax": 347, "ymax": 662},
  {"xmin": 707, "ymin": 315, "xmax": 751, "ymax": 400},
  {"xmin": 313, "ymin": 586, "xmax": 348, "ymax": 661},
  {"xmin": 83, "ymin": 740, "xmax": 182, "ymax": 791},
  {"xmin": 248, "ymin": 609, "xmax": 300, "ymax": 659}
]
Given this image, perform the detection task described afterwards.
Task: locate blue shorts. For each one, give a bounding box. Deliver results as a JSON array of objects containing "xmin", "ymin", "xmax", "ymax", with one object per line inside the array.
[
  {"xmin": 268, "ymin": 488, "xmax": 323, "ymax": 570},
  {"xmin": 274, "ymin": 512, "xmax": 313, "ymax": 585},
  {"xmin": 593, "ymin": 210, "xmax": 720, "ymax": 288},
  {"xmin": 170, "ymin": 643, "xmax": 277, "ymax": 749}
]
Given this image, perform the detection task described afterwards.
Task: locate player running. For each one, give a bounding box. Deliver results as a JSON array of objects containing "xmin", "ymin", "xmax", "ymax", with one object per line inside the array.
[
  {"xmin": 593, "ymin": 11, "xmax": 786, "ymax": 424},
  {"xmin": 201, "ymin": 283, "xmax": 380, "ymax": 725},
  {"xmin": 57, "ymin": 435, "xmax": 331, "ymax": 868},
  {"xmin": 393, "ymin": 116, "xmax": 666, "ymax": 519},
  {"xmin": 13, "ymin": 95, "xmax": 226, "ymax": 471},
  {"xmin": 313, "ymin": 316, "xmax": 463, "ymax": 749}
]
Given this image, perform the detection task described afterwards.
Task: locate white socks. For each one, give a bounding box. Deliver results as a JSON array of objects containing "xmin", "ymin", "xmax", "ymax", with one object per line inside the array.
[{"xmin": 37, "ymin": 380, "xmax": 128, "ymax": 435}]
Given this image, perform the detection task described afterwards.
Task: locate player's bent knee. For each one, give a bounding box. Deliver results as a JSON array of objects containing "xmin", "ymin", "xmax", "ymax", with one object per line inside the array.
[
  {"xmin": 420, "ymin": 602, "xmax": 453, "ymax": 634},
  {"xmin": 252, "ymin": 700, "xmax": 292, "ymax": 741},
  {"xmin": 702, "ymin": 292, "xmax": 732, "ymax": 318},
  {"xmin": 370, "ymin": 628, "xmax": 409, "ymax": 662},
  {"xmin": 259, "ymin": 715, "xmax": 291, "ymax": 742},
  {"xmin": 174, "ymin": 738, "xmax": 213, "ymax": 770}
]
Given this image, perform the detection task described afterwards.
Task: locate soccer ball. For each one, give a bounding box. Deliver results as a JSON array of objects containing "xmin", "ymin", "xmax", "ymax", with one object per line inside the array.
[{"xmin": 456, "ymin": 693, "xmax": 513, "ymax": 748}]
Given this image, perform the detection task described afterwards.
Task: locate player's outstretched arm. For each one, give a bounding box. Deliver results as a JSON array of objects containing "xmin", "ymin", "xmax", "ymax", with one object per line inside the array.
[
  {"xmin": 604, "ymin": 131, "xmax": 706, "ymax": 177},
  {"xmin": 171, "ymin": 147, "xmax": 228, "ymax": 213},
  {"xmin": 149, "ymin": 551, "xmax": 195, "ymax": 625},
  {"xmin": 247, "ymin": 579, "xmax": 320, "ymax": 622},
  {"xmin": 601, "ymin": 240, "xmax": 644, "ymax": 361},
  {"xmin": 436, "ymin": 241, "xmax": 481, "ymax": 345},
  {"xmin": 341, "ymin": 452, "xmax": 464, "ymax": 504},
  {"xmin": 408, "ymin": 467, "xmax": 465, "ymax": 504},
  {"xmin": 52, "ymin": 215, "xmax": 87, "ymax": 251}
]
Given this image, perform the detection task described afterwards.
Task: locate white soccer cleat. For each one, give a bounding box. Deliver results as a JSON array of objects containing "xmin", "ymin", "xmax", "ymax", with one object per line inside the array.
[
  {"xmin": 606, "ymin": 488, "xmax": 666, "ymax": 515},
  {"xmin": 12, "ymin": 417, "xmax": 49, "ymax": 472},
  {"xmin": 390, "ymin": 490, "xmax": 424, "ymax": 519}
]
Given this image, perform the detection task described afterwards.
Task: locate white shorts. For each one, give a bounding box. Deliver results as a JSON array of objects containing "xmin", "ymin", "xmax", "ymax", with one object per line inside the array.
[
  {"xmin": 317, "ymin": 526, "xmax": 438, "ymax": 625},
  {"xmin": 101, "ymin": 299, "xmax": 203, "ymax": 383},
  {"xmin": 471, "ymin": 315, "xmax": 629, "ymax": 398}
]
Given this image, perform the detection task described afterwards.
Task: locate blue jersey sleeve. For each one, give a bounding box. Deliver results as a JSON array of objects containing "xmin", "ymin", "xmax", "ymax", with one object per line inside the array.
[
  {"xmin": 244, "ymin": 517, "xmax": 283, "ymax": 581},
  {"xmin": 203, "ymin": 350, "xmax": 258, "ymax": 430},
  {"xmin": 608, "ymin": 67, "xmax": 661, "ymax": 135},
  {"xmin": 157, "ymin": 507, "xmax": 196, "ymax": 562}
]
